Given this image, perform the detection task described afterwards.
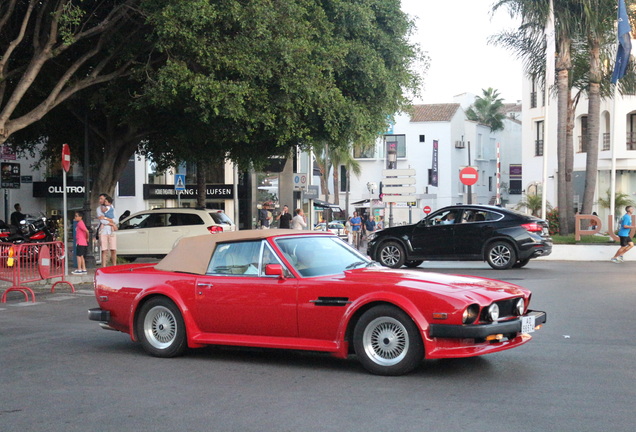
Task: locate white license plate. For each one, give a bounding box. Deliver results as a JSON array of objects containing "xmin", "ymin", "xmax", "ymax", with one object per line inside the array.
[{"xmin": 521, "ymin": 315, "xmax": 536, "ymax": 333}]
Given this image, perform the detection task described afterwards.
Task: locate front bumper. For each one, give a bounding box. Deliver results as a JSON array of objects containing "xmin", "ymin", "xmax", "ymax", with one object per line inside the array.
[{"xmin": 428, "ymin": 310, "xmax": 546, "ymax": 339}]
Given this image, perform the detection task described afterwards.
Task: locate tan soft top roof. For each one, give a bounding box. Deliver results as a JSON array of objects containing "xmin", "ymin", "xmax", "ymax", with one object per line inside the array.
[{"xmin": 154, "ymin": 229, "xmax": 319, "ymax": 275}]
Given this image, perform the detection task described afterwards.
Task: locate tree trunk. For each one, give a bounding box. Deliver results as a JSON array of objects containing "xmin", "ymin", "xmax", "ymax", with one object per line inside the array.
[
  {"xmin": 333, "ymin": 163, "xmax": 340, "ymax": 205},
  {"xmin": 556, "ymin": 38, "xmax": 572, "ymax": 235},
  {"xmin": 90, "ymin": 137, "xmax": 138, "ymax": 215},
  {"xmin": 581, "ymin": 39, "xmax": 601, "ymax": 223},
  {"xmin": 565, "ymin": 96, "xmax": 575, "ymax": 233},
  {"xmin": 196, "ymin": 161, "xmax": 207, "ymax": 208}
]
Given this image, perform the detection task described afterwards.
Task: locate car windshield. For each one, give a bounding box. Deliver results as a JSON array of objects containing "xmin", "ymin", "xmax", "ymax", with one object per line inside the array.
[{"xmin": 275, "ymin": 236, "xmax": 372, "ymax": 277}]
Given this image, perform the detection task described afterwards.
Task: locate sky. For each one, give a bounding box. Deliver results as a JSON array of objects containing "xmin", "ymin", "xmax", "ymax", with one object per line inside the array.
[{"xmin": 400, "ymin": 0, "xmax": 523, "ymax": 104}]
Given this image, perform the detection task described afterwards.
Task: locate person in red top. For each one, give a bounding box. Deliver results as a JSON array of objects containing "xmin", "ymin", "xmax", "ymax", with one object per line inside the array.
[{"xmin": 73, "ymin": 211, "xmax": 89, "ymax": 274}]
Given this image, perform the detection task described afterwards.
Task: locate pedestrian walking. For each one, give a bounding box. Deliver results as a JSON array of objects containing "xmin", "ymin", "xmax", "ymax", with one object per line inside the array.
[
  {"xmin": 612, "ymin": 205, "xmax": 635, "ymax": 263},
  {"xmin": 350, "ymin": 211, "xmax": 362, "ymax": 248}
]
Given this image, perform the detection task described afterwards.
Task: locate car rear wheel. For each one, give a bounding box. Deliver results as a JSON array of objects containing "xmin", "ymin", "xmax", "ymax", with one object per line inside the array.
[
  {"xmin": 353, "ymin": 305, "xmax": 423, "ymax": 376},
  {"xmin": 377, "ymin": 241, "xmax": 406, "ymax": 268},
  {"xmin": 486, "ymin": 241, "xmax": 517, "ymax": 270},
  {"xmin": 137, "ymin": 297, "xmax": 187, "ymax": 358},
  {"xmin": 404, "ymin": 260, "xmax": 423, "ymax": 268},
  {"xmin": 513, "ymin": 258, "xmax": 531, "ymax": 268}
]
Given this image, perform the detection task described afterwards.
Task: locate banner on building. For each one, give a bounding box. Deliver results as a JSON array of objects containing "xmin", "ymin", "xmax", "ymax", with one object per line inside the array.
[{"xmin": 430, "ymin": 140, "xmax": 439, "ymax": 187}]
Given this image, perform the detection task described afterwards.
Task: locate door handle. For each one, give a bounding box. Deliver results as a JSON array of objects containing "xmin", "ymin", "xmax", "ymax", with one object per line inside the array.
[{"xmin": 197, "ymin": 282, "xmax": 214, "ymax": 287}]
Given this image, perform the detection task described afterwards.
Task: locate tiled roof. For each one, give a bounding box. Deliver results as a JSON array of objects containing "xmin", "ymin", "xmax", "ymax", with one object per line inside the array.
[{"xmin": 410, "ymin": 104, "xmax": 461, "ymax": 122}]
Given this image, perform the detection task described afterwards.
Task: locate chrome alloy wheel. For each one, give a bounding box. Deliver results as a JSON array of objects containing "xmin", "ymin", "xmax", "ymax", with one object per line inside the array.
[
  {"xmin": 143, "ymin": 305, "xmax": 178, "ymax": 350},
  {"xmin": 380, "ymin": 245, "xmax": 401, "ymax": 267},
  {"xmin": 362, "ymin": 316, "xmax": 409, "ymax": 366},
  {"xmin": 488, "ymin": 244, "xmax": 512, "ymax": 267}
]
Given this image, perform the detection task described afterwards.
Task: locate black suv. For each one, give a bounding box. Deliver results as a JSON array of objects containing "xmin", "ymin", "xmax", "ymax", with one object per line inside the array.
[{"xmin": 367, "ymin": 205, "xmax": 552, "ymax": 270}]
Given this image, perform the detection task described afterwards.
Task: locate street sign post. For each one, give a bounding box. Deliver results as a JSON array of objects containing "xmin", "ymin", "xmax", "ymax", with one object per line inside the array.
[
  {"xmin": 382, "ymin": 168, "xmax": 416, "ymax": 227},
  {"xmin": 459, "ymin": 166, "xmax": 478, "ymax": 186},
  {"xmin": 61, "ymin": 144, "xmax": 71, "ymax": 276},
  {"xmin": 459, "ymin": 166, "xmax": 478, "ymax": 205},
  {"xmin": 175, "ymin": 174, "xmax": 186, "ymax": 207}
]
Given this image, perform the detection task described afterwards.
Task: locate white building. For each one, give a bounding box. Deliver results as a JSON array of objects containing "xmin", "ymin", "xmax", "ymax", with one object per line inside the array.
[
  {"xmin": 335, "ymin": 95, "xmax": 523, "ymax": 225},
  {"xmin": 521, "ymin": 76, "xmax": 636, "ymax": 227}
]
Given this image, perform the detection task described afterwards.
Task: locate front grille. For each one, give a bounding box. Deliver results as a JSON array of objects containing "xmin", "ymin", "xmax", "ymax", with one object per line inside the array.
[{"xmin": 480, "ymin": 298, "xmax": 521, "ymax": 322}]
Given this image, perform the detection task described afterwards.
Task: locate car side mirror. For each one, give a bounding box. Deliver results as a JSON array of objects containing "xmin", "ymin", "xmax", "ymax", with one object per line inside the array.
[{"xmin": 265, "ymin": 264, "xmax": 286, "ymax": 279}]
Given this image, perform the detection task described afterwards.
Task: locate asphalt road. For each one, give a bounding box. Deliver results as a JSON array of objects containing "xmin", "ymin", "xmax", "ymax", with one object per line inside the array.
[{"xmin": 1, "ymin": 260, "xmax": 635, "ymax": 432}]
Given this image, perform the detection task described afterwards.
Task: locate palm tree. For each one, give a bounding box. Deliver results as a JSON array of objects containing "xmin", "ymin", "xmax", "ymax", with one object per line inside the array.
[
  {"xmin": 492, "ymin": 0, "xmax": 583, "ymax": 234},
  {"xmin": 516, "ymin": 193, "xmax": 551, "ymax": 217},
  {"xmin": 313, "ymin": 142, "xmax": 331, "ymax": 205},
  {"xmin": 465, "ymin": 87, "xmax": 506, "ymax": 132},
  {"xmin": 597, "ymin": 189, "xmax": 635, "ymax": 211},
  {"xmin": 579, "ymin": 0, "xmax": 623, "ymax": 219}
]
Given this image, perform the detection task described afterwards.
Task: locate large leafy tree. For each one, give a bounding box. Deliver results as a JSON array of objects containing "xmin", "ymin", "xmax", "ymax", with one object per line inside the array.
[
  {"xmin": 0, "ymin": 0, "xmax": 152, "ymax": 145},
  {"xmin": 7, "ymin": 0, "xmax": 422, "ymax": 208},
  {"xmin": 140, "ymin": 0, "xmax": 421, "ymax": 169}
]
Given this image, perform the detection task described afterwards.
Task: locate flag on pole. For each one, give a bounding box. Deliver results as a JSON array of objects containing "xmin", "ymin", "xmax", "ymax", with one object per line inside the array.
[{"xmin": 611, "ymin": 0, "xmax": 632, "ymax": 83}]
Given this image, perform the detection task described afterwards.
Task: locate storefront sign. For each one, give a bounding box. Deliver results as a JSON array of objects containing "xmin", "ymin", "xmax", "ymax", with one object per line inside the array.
[
  {"xmin": 33, "ymin": 181, "xmax": 85, "ymax": 197},
  {"xmin": 144, "ymin": 184, "xmax": 234, "ymax": 200},
  {"xmin": 1, "ymin": 162, "xmax": 20, "ymax": 188}
]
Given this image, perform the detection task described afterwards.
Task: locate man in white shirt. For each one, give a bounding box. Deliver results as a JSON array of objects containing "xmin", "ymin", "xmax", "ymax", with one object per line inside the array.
[{"xmin": 291, "ymin": 208, "xmax": 307, "ymax": 230}]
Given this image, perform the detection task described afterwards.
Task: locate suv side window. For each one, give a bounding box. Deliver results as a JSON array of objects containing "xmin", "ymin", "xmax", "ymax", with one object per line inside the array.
[
  {"xmin": 143, "ymin": 213, "xmax": 168, "ymax": 228},
  {"xmin": 179, "ymin": 213, "xmax": 204, "ymax": 225},
  {"xmin": 119, "ymin": 213, "xmax": 150, "ymax": 230}
]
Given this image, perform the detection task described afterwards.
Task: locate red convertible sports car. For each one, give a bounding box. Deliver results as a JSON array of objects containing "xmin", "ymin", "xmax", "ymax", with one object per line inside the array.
[{"xmin": 88, "ymin": 230, "xmax": 546, "ymax": 375}]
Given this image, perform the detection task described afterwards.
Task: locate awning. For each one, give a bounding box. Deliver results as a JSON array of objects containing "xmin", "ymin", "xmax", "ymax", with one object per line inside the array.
[
  {"xmin": 352, "ymin": 199, "xmax": 370, "ymax": 205},
  {"xmin": 313, "ymin": 199, "xmax": 342, "ymax": 211}
]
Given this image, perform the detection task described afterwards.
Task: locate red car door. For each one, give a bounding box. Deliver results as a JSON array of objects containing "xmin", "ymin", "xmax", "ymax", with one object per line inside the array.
[
  {"xmin": 191, "ymin": 240, "xmax": 298, "ymax": 337},
  {"xmin": 193, "ymin": 274, "xmax": 298, "ymax": 337}
]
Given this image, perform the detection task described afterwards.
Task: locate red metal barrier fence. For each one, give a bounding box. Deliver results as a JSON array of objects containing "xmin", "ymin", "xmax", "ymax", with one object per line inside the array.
[{"xmin": 0, "ymin": 241, "xmax": 75, "ymax": 303}]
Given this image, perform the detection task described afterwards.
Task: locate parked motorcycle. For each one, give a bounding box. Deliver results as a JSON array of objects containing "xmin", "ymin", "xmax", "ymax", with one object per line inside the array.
[{"xmin": 0, "ymin": 214, "xmax": 56, "ymax": 244}]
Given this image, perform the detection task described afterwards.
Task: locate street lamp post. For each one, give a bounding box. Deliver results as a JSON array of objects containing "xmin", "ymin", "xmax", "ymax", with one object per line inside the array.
[{"xmin": 387, "ymin": 144, "xmax": 397, "ymax": 227}]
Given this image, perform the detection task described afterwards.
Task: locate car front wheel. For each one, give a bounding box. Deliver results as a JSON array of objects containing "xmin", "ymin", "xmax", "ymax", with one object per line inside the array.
[
  {"xmin": 486, "ymin": 241, "xmax": 517, "ymax": 270},
  {"xmin": 137, "ymin": 297, "xmax": 187, "ymax": 358},
  {"xmin": 353, "ymin": 305, "xmax": 423, "ymax": 376},
  {"xmin": 377, "ymin": 241, "xmax": 406, "ymax": 268}
]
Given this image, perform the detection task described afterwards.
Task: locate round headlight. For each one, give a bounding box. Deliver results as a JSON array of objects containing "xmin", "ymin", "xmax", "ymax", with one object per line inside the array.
[
  {"xmin": 514, "ymin": 298, "xmax": 525, "ymax": 316},
  {"xmin": 486, "ymin": 303, "xmax": 500, "ymax": 322},
  {"xmin": 462, "ymin": 304, "xmax": 480, "ymax": 324}
]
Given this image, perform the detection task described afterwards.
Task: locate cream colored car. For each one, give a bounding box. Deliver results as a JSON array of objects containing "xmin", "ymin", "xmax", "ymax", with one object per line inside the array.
[{"xmin": 116, "ymin": 208, "xmax": 235, "ymax": 259}]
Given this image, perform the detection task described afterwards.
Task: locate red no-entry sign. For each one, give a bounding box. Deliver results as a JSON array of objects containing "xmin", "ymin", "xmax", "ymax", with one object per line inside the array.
[
  {"xmin": 423, "ymin": 205, "xmax": 432, "ymax": 214},
  {"xmin": 61, "ymin": 144, "xmax": 71, "ymax": 172},
  {"xmin": 459, "ymin": 166, "xmax": 478, "ymax": 186}
]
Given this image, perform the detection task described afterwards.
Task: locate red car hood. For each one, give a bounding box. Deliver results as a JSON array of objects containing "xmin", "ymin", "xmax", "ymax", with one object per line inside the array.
[{"xmin": 345, "ymin": 266, "xmax": 527, "ymax": 297}]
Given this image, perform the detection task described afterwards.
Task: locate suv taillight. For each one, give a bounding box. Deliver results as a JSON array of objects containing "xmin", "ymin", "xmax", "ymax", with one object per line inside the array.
[
  {"xmin": 207, "ymin": 225, "xmax": 223, "ymax": 234},
  {"xmin": 521, "ymin": 223, "xmax": 543, "ymax": 233}
]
